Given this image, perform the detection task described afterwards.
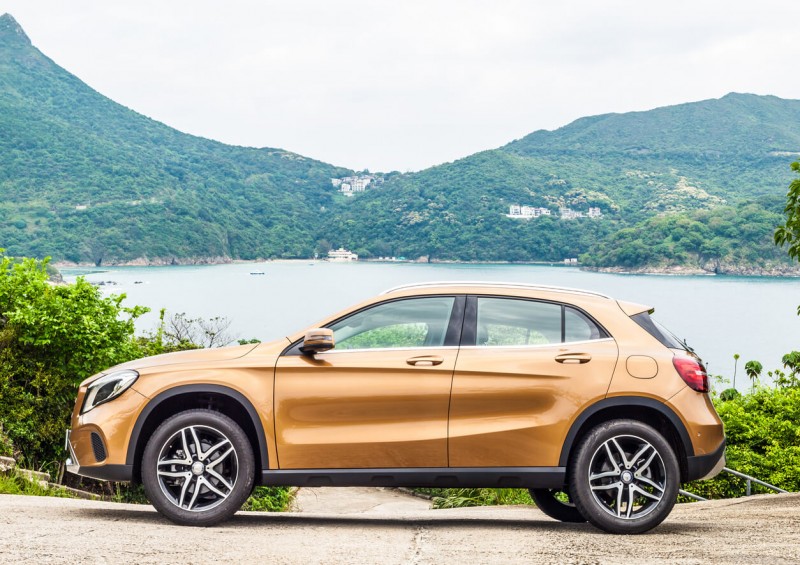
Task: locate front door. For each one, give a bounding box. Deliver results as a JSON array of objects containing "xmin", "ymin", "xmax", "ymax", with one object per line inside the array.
[{"xmin": 275, "ymin": 295, "xmax": 463, "ymax": 469}]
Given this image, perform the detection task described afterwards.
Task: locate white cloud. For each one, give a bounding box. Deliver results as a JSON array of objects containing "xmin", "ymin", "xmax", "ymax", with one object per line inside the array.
[{"xmin": 2, "ymin": 0, "xmax": 799, "ymax": 171}]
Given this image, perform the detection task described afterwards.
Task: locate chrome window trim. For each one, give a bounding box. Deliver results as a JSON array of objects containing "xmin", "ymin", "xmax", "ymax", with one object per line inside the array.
[
  {"xmin": 458, "ymin": 337, "xmax": 616, "ymax": 351},
  {"xmin": 381, "ymin": 281, "xmax": 612, "ymax": 299},
  {"xmin": 317, "ymin": 346, "xmax": 461, "ymax": 355}
]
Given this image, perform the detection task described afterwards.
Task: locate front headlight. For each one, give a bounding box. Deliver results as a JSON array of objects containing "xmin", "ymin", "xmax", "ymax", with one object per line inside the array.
[{"xmin": 81, "ymin": 370, "xmax": 139, "ymax": 414}]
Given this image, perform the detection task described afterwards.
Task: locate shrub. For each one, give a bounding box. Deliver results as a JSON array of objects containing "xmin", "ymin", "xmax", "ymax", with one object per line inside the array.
[
  {"xmin": 683, "ymin": 383, "xmax": 800, "ymax": 498},
  {"xmin": 0, "ymin": 251, "xmax": 147, "ymax": 470},
  {"xmin": 415, "ymin": 487, "xmax": 533, "ymax": 508},
  {"xmin": 241, "ymin": 486, "xmax": 295, "ymax": 512}
]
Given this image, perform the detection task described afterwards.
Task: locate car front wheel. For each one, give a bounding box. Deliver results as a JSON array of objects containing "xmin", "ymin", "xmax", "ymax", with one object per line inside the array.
[
  {"xmin": 568, "ymin": 420, "xmax": 679, "ymax": 534},
  {"xmin": 142, "ymin": 409, "xmax": 255, "ymax": 526}
]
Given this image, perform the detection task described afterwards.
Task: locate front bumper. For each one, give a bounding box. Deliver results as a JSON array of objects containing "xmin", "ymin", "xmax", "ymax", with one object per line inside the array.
[{"xmin": 65, "ymin": 429, "xmax": 134, "ymax": 482}]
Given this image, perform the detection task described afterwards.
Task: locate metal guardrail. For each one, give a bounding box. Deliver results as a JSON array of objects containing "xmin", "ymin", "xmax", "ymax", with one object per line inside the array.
[{"xmin": 680, "ymin": 467, "xmax": 789, "ymax": 501}]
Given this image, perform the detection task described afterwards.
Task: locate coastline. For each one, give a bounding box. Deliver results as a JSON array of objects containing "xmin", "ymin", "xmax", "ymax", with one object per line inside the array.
[
  {"xmin": 51, "ymin": 256, "xmax": 800, "ymax": 278},
  {"xmin": 584, "ymin": 264, "xmax": 800, "ymax": 277}
]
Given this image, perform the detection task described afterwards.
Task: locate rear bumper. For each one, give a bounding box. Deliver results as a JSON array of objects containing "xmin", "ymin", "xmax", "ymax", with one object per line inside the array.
[{"xmin": 685, "ymin": 439, "xmax": 726, "ymax": 481}]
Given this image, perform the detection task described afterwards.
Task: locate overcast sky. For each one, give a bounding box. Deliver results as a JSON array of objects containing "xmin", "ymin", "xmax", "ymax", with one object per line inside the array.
[{"xmin": 2, "ymin": 1, "xmax": 799, "ymax": 172}]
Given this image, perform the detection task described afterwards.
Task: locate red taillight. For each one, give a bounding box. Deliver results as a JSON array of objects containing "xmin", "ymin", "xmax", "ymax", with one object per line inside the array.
[{"xmin": 673, "ymin": 357, "xmax": 709, "ymax": 392}]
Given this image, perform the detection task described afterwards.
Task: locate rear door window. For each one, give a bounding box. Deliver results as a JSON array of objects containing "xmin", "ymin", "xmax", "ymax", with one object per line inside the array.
[{"xmin": 473, "ymin": 297, "xmax": 607, "ymax": 346}]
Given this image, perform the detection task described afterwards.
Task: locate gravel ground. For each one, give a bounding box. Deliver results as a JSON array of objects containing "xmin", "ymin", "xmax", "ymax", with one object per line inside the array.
[{"xmin": 1, "ymin": 489, "xmax": 799, "ymax": 564}]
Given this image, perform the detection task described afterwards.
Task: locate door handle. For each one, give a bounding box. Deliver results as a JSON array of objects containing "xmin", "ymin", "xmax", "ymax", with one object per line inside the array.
[
  {"xmin": 555, "ymin": 353, "xmax": 592, "ymax": 364},
  {"xmin": 406, "ymin": 355, "xmax": 444, "ymax": 367}
]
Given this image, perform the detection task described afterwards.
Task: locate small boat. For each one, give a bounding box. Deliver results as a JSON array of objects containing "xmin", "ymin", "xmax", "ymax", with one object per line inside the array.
[{"xmin": 250, "ymin": 271, "xmax": 266, "ymax": 275}]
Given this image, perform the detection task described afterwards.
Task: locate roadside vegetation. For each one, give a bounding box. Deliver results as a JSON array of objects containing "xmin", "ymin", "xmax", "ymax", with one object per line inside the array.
[
  {"xmin": 0, "ymin": 250, "xmax": 292, "ymax": 510},
  {"xmin": 0, "ymin": 469, "xmax": 73, "ymax": 498}
]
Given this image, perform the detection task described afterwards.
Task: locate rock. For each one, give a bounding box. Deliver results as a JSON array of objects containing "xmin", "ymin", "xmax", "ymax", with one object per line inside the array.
[{"xmin": 0, "ymin": 456, "xmax": 16, "ymax": 472}]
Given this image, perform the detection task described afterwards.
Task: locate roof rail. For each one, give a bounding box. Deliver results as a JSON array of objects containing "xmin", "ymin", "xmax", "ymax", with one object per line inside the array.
[{"xmin": 380, "ymin": 281, "xmax": 613, "ymax": 299}]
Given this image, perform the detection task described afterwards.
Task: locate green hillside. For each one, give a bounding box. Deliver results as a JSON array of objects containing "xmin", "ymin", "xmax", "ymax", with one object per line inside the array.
[
  {"xmin": 323, "ymin": 94, "xmax": 799, "ymax": 269},
  {"xmin": 1, "ymin": 13, "xmax": 798, "ymax": 272},
  {"xmin": 0, "ymin": 14, "xmax": 349, "ymax": 264}
]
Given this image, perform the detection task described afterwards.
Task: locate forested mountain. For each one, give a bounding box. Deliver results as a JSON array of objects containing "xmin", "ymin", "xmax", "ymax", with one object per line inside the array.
[
  {"xmin": 0, "ymin": 14, "xmax": 349, "ymax": 263},
  {"xmin": 1, "ymin": 13, "xmax": 798, "ymax": 272},
  {"xmin": 325, "ymin": 93, "xmax": 799, "ymax": 269}
]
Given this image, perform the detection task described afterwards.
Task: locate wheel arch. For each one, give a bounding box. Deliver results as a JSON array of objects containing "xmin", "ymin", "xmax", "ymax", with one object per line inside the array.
[
  {"xmin": 126, "ymin": 384, "xmax": 269, "ymax": 483},
  {"xmin": 558, "ymin": 396, "xmax": 694, "ymax": 482}
]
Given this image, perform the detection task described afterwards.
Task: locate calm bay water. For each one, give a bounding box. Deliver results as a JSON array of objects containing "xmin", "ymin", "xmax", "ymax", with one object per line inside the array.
[{"xmin": 62, "ymin": 262, "xmax": 800, "ymax": 388}]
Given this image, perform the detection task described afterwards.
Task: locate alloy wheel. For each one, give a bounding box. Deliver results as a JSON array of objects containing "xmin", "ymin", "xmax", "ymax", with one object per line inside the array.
[
  {"xmin": 587, "ymin": 434, "xmax": 666, "ymax": 520},
  {"xmin": 155, "ymin": 425, "xmax": 239, "ymax": 512}
]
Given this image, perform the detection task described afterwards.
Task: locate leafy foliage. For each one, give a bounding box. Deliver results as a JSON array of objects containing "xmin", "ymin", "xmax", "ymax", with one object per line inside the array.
[
  {"xmin": 774, "ymin": 161, "xmax": 800, "ymax": 262},
  {"xmin": 415, "ymin": 487, "xmax": 533, "ymax": 508},
  {"xmin": 0, "ymin": 250, "xmax": 146, "ymax": 469},
  {"xmin": 0, "ymin": 250, "xmax": 292, "ymax": 510},
  {"xmin": 684, "ymin": 382, "xmax": 800, "ymax": 499},
  {"xmin": 241, "ymin": 486, "xmax": 295, "ymax": 512},
  {"xmin": 581, "ymin": 199, "xmax": 794, "ymax": 273}
]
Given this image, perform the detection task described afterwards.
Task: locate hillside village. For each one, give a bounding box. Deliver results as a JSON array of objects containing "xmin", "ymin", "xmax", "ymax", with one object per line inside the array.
[
  {"xmin": 331, "ymin": 174, "xmax": 384, "ymax": 196},
  {"xmin": 507, "ymin": 205, "xmax": 603, "ymax": 220}
]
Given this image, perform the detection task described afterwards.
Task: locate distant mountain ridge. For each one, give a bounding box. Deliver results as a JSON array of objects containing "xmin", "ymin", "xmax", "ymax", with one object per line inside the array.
[
  {"xmin": 1, "ymin": 13, "xmax": 798, "ymax": 271},
  {"xmin": 507, "ymin": 93, "xmax": 800, "ymax": 155}
]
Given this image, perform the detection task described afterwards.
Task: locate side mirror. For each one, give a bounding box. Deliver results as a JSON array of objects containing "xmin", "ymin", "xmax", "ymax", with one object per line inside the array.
[{"xmin": 300, "ymin": 328, "xmax": 335, "ymax": 355}]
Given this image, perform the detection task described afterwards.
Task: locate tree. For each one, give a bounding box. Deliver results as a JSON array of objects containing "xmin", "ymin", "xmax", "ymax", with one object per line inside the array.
[
  {"xmin": 775, "ymin": 161, "xmax": 800, "ymax": 315},
  {"xmin": 774, "ymin": 161, "xmax": 800, "ymax": 264},
  {"xmin": 745, "ymin": 360, "xmax": 763, "ymax": 391}
]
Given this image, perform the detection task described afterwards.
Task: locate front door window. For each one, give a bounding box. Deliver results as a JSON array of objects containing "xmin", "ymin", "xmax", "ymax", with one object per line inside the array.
[{"xmin": 330, "ymin": 296, "xmax": 456, "ymax": 349}]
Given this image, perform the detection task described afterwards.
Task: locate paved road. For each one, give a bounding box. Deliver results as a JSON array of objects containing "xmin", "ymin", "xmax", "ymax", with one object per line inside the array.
[{"xmin": 1, "ymin": 489, "xmax": 799, "ymax": 564}]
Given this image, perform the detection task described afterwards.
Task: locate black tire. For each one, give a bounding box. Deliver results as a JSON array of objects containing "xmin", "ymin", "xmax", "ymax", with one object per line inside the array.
[
  {"xmin": 529, "ymin": 488, "xmax": 586, "ymax": 523},
  {"xmin": 568, "ymin": 419, "xmax": 679, "ymax": 534},
  {"xmin": 142, "ymin": 409, "xmax": 255, "ymax": 526}
]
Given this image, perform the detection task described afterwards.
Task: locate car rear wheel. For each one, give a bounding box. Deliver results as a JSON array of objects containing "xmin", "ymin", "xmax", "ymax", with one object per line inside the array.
[
  {"xmin": 569, "ymin": 419, "xmax": 679, "ymax": 534},
  {"xmin": 142, "ymin": 409, "xmax": 255, "ymax": 526},
  {"xmin": 529, "ymin": 488, "xmax": 586, "ymax": 523}
]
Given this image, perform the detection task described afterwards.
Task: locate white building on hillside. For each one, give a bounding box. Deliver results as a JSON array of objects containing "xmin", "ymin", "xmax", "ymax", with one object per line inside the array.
[
  {"xmin": 333, "ymin": 175, "xmax": 375, "ymax": 196},
  {"xmin": 507, "ymin": 205, "xmax": 552, "ymax": 218}
]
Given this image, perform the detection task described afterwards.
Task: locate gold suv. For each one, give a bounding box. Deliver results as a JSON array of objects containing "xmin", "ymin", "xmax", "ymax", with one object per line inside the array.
[{"xmin": 66, "ymin": 282, "xmax": 724, "ymax": 533}]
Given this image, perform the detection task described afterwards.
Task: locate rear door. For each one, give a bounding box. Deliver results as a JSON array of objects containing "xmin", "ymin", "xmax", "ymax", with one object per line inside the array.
[{"xmin": 448, "ymin": 295, "xmax": 618, "ymax": 467}]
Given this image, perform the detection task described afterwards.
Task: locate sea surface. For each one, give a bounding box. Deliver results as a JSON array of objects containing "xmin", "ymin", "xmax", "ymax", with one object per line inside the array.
[{"xmin": 61, "ymin": 261, "xmax": 800, "ymax": 389}]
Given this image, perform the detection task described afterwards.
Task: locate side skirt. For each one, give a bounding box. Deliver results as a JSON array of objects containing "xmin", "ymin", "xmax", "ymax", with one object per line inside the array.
[{"xmin": 260, "ymin": 467, "xmax": 565, "ymax": 489}]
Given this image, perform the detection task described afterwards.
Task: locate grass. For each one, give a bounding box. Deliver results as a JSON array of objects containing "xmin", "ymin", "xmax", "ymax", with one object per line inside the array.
[
  {"xmin": 242, "ymin": 486, "xmax": 296, "ymax": 512},
  {"xmin": 2, "ymin": 470, "xmax": 296, "ymax": 511},
  {"xmin": 0, "ymin": 470, "xmax": 74, "ymax": 498},
  {"xmin": 414, "ymin": 488, "xmax": 534, "ymax": 509}
]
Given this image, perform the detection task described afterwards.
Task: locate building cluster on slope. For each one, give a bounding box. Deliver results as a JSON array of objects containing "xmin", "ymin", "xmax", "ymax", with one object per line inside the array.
[
  {"xmin": 331, "ymin": 175, "xmax": 383, "ymax": 197},
  {"xmin": 507, "ymin": 205, "xmax": 603, "ymax": 220}
]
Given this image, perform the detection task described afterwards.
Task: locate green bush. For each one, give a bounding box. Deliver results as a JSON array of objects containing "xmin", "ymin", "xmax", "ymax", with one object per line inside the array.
[
  {"xmin": 0, "ymin": 250, "xmax": 147, "ymax": 471},
  {"xmin": 241, "ymin": 486, "xmax": 295, "ymax": 512},
  {"xmin": 415, "ymin": 487, "xmax": 533, "ymax": 508},
  {"xmin": 683, "ymin": 383, "xmax": 800, "ymax": 499}
]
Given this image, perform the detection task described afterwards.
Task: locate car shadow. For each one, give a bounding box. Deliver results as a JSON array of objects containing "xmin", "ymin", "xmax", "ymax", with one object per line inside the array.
[{"xmin": 74, "ymin": 506, "xmax": 707, "ymax": 535}]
